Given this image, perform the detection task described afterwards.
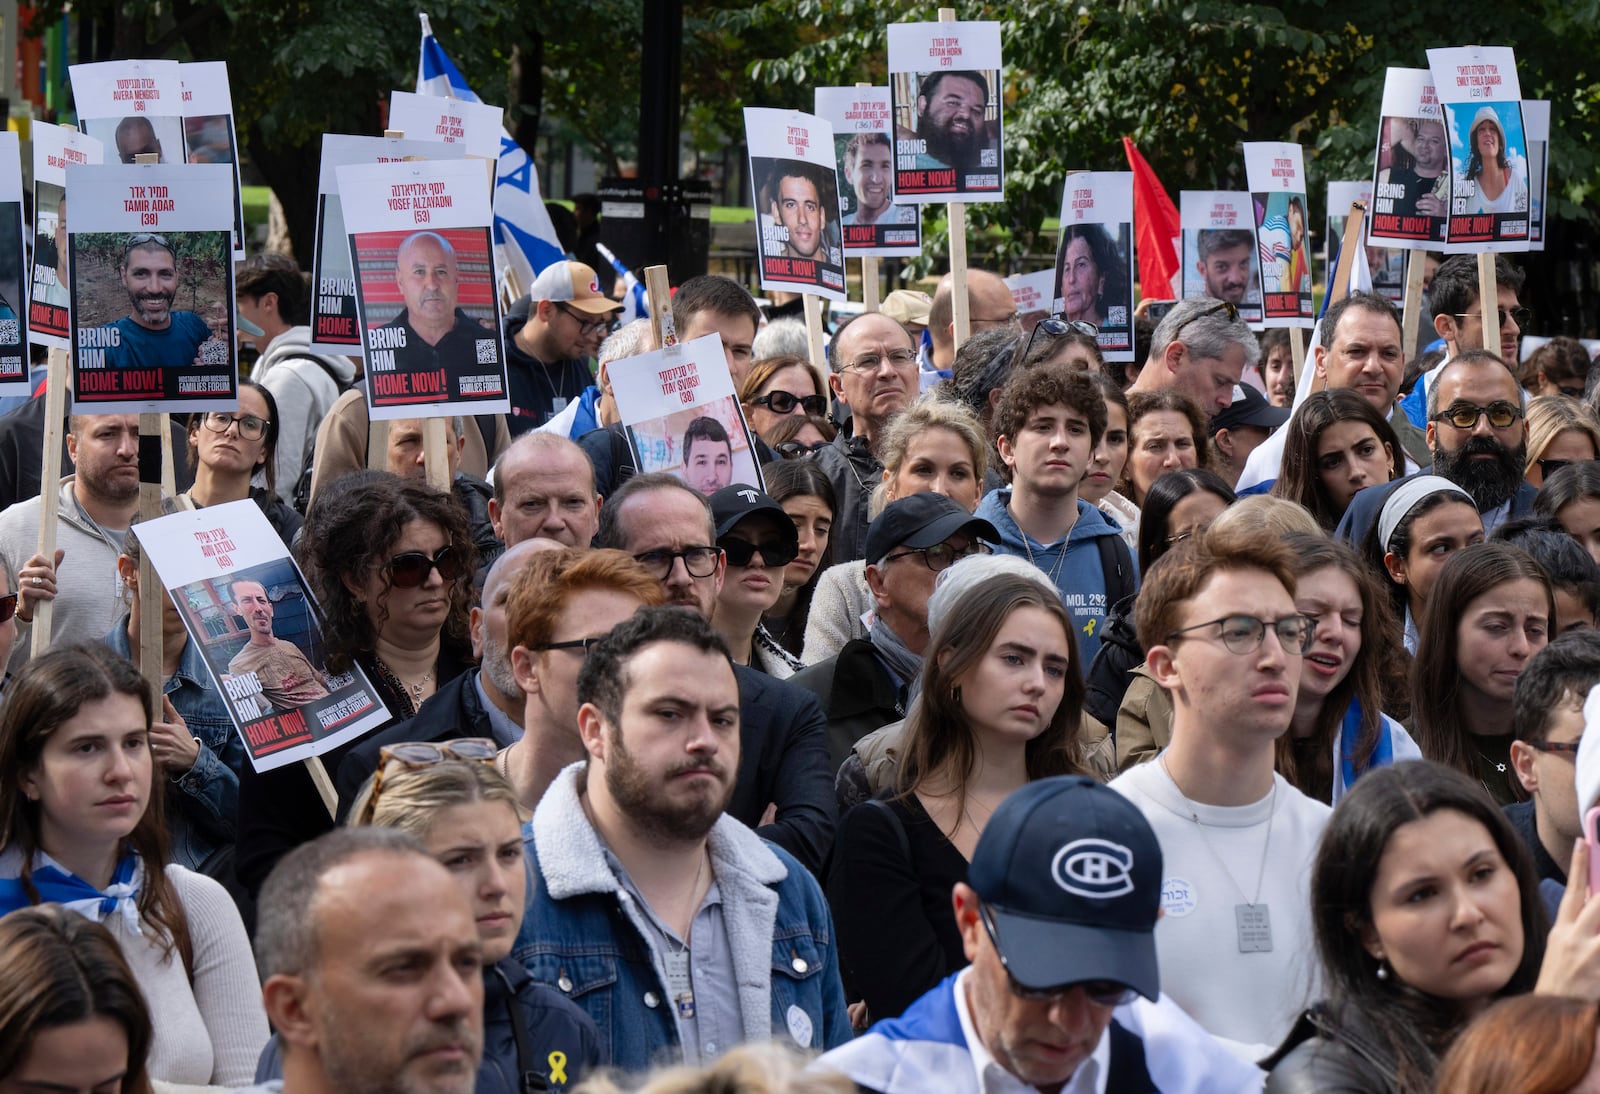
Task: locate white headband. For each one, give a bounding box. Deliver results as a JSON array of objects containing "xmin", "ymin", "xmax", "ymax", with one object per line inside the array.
[{"xmin": 1376, "ymin": 475, "xmax": 1474, "ymax": 554}]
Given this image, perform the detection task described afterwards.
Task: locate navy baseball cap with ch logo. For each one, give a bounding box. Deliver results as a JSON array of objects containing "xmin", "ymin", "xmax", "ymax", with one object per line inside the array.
[{"xmin": 968, "ymin": 776, "xmax": 1162, "ymax": 1001}]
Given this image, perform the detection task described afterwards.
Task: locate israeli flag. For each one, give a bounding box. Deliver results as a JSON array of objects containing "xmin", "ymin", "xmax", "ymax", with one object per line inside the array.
[
  {"xmin": 596, "ymin": 241, "xmax": 648, "ymax": 323},
  {"xmin": 417, "ymin": 13, "xmax": 566, "ymax": 294}
]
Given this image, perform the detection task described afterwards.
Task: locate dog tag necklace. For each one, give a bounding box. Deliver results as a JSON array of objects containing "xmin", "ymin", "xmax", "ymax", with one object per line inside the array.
[{"xmin": 1158, "ymin": 755, "xmax": 1276, "ymax": 953}]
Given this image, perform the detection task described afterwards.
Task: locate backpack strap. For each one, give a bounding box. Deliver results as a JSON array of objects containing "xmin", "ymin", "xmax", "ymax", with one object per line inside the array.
[{"xmin": 1096, "ymin": 533, "xmax": 1135, "ymax": 607}]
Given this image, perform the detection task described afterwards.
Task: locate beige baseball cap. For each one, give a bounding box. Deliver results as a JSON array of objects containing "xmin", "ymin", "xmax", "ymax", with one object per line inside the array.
[
  {"xmin": 528, "ymin": 260, "xmax": 621, "ymax": 316},
  {"xmin": 880, "ymin": 289, "xmax": 932, "ymax": 328}
]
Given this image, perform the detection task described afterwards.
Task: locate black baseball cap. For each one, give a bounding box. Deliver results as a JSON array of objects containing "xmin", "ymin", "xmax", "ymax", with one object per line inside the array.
[
  {"xmin": 863, "ymin": 492, "xmax": 998, "ymax": 565},
  {"xmin": 968, "ymin": 776, "xmax": 1162, "ymax": 1001},
  {"xmin": 709, "ymin": 485, "xmax": 799, "ymax": 550},
  {"xmin": 1210, "ymin": 383, "xmax": 1290, "ymax": 436}
]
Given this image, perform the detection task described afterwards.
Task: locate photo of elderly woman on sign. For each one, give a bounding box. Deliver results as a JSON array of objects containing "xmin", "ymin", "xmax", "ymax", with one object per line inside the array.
[{"xmin": 1055, "ymin": 223, "xmax": 1126, "ymax": 331}]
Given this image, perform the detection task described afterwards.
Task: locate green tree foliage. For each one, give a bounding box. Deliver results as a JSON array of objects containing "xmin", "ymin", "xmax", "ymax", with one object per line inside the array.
[{"xmin": 722, "ymin": 0, "xmax": 1600, "ymax": 268}]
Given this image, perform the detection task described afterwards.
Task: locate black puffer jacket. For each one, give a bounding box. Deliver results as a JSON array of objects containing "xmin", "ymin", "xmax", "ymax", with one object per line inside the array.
[
  {"xmin": 1083, "ymin": 593, "xmax": 1142, "ymax": 730},
  {"xmin": 1263, "ymin": 1004, "xmax": 1403, "ymax": 1094}
]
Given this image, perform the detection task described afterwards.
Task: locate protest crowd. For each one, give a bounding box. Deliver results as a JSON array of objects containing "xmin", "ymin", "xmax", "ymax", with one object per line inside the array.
[{"xmin": 12, "ymin": 19, "xmax": 1600, "ymax": 1094}]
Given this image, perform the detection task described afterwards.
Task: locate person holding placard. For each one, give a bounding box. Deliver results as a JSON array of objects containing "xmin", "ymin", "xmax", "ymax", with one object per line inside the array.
[{"xmin": 103, "ymin": 233, "xmax": 214, "ymax": 369}]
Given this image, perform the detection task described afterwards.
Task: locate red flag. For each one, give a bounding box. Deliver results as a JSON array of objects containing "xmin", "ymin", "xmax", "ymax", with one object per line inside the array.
[{"xmin": 1123, "ymin": 137, "xmax": 1181, "ymax": 301}]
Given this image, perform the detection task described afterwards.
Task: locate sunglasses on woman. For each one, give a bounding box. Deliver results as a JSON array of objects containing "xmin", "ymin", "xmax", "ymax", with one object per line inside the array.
[
  {"xmin": 719, "ymin": 537, "xmax": 800, "ymax": 568},
  {"xmin": 776, "ymin": 440, "xmax": 830, "ymax": 459},
  {"xmin": 386, "ymin": 544, "xmax": 465, "ymax": 588},
  {"xmin": 752, "ymin": 390, "xmax": 828, "ymax": 416},
  {"xmin": 358, "ymin": 737, "xmax": 498, "ymax": 824},
  {"xmin": 0, "ymin": 592, "xmax": 16, "ymax": 624}
]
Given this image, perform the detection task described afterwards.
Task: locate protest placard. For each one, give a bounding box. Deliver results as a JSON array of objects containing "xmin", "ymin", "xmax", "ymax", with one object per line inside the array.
[
  {"xmin": 887, "ymin": 21, "xmax": 1003, "ymax": 202},
  {"xmin": 745, "ymin": 108, "xmax": 847, "ymax": 301},
  {"xmin": 1180, "ymin": 191, "xmax": 1262, "ymax": 325},
  {"xmin": 335, "ymin": 157, "xmax": 509, "ymax": 420},
  {"xmin": 1006, "ymin": 270, "xmax": 1054, "ymax": 330},
  {"xmin": 134, "ymin": 500, "xmax": 391, "ymax": 773},
  {"xmin": 814, "ymin": 86, "xmax": 921, "ymax": 258},
  {"xmin": 29, "ymin": 126, "xmax": 103, "ymax": 350},
  {"xmin": 65, "ymin": 162, "xmax": 236, "ymax": 412},
  {"xmin": 1369, "ymin": 68, "xmax": 1449, "ymax": 249},
  {"xmin": 1326, "ymin": 181, "xmax": 1404, "ymax": 304},
  {"xmin": 309, "ymin": 134, "xmax": 468, "ymax": 356},
  {"xmin": 389, "ymin": 90, "xmax": 504, "ymax": 163},
  {"xmin": 1055, "ymin": 171, "xmax": 1135, "ymax": 358},
  {"xmin": 69, "ymin": 59, "xmax": 186, "ymax": 166},
  {"xmin": 0, "ymin": 134, "xmax": 28, "ymax": 397},
  {"xmin": 1524, "ymin": 99, "xmax": 1550, "ymax": 250},
  {"xmin": 1427, "ymin": 46, "xmax": 1529, "ymax": 250},
  {"xmin": 1243, "ymin": 143, "xmax": 1314, "ymax": 327},
  {"xmin": 610, "ymin": 332, "xmax": 763, "ymax": 496},
  {"xmin": 179, "ymin": 62, "xmax": 246, "ymax": 259}
]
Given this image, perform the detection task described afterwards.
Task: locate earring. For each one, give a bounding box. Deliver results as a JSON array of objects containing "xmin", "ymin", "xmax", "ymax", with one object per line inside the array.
[
  {"xmin": 952, "ymin": 686, "xmax": 963, "ymax": 705},
  {"xmin": 1375, "ymin": 960, "xmax": 1389, "ymax": 981}
]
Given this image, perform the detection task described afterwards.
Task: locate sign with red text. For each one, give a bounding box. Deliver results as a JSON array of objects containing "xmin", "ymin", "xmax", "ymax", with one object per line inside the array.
[
  {"xmin": 335, "ymin": 158, "xmax": 509, "ymax": 420},
  {"xmin": 609, "ymin": 332, "xmax": 764, "ymax": 496},
  {"xmin": 887, "ymin": 21, "xmax": 1004, "ymax": 201},
  {"xmin": 1428, "ymin": 46, "xmax": 1529, "ymax": 251},
  {"xmin": 0, "ymin": 134, "xmax": 28, "ymax": 396},
  {"xmin": 1368, "ymin": 68, "xmax": 1449, "ymax": 249},
  {"xmin": 389, "ymin": 90, "xmax": 504, "ymax": 162},
  {"xmin": 134, "ymin": 500, "xmax": 391, "ymax": 773},
  {"xmin": 1006, "ymin": 270, "xmax": 1055, "ymax": 330},
  {"xmin": 69, "ymin": 60, "xmax": 186, "ymax": 175},
  {"xmin": 309, "ymin": 134, "xmax": 468, "ymax": 356},
  {"xmin": 1054, "ymin": 171, "xmax": 1135, "ymax": 358},
  {"xmin": 1524, "ymin": 99, "xmax": 1550, "ymax": 251},
  {"xmin": 744, "ymin": 108, "xmax": 847, "ymax": 301},
  {"xmin": 1326, "ymin": 181, "xmax": 1404, "ymax": 304},
  {"xmin": 179, "ymin": 62, "xmax": 246, "ymax": 258},
  {"xmin": 65, "ymin": 162, "xmax": 237, "ymax": 412},
  {"xmin": 28, "ymin": 126, "xmax": 101, "ymax": 350},
  {"xmin": 1180, "ymin": 191, "xmax": 1262, "ymax": 326},
  {"xmin": 1243, "ymin": 143, "xmax": 1313, "ymax": 327},
  {"xmin": 814, "ymin": 86, "xmax": 921, "ymax": 257}
]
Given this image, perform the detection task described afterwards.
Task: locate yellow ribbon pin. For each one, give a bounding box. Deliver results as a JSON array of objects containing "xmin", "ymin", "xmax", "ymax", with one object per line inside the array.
[{"xmin": 547, "ymin": 1051, "xmax": 568, "ymax": 1085}]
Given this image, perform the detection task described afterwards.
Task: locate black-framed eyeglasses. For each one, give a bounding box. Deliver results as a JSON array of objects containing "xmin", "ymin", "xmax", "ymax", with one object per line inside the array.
[
  {"xmin": 719, "ymin": 538, "xmax": 799, "ymax": 569},
  {"xmin": 775, "ymin": 440, "xmax": 830, "ymax": 460},
  {"xmin": 557, "ymin": 303, "xmax": 613, "ymax": 333},
  {"xmin": 0, "ymin": 592, "xmax": 16, "ymax": 624},
  {"xmin": 1017, "ymin": 315, "xmax": 1099, "ymax": 367},
  {"xmin": 359, "ymin": 737, "xmax": 497, "ymax": 824},
  {"xmin": 838, "ymin": 348, "xmax": 917, "ymax": 375},
  {"xmin": 1530, "ymin": 740, "xmax": 1583, "ymax": 756},
  {"xmin": 531, "ymin": 636, "xmax": 604, "ymax": 657},
  {"xmin": 386, "ymin": 544, "xmax": 465, "ymax": 588},
  {"xmin": 751, "ymin": 390, "xmax": 828, "ymax": 417},
  {"xmin": 978, "ymin": 903, "xmax": 1138, "ymax": 1007},
  {"xmin": 202, "ymin": 411, "xmax": 270, "ymax": 441},
  {"xmin": 1454, "ymin": 307, "xmax": 1533, "ymax": 330},
  {"xmin": 631, "ymin": 546, "xmax": 722, "ymax": 580},
  {"xmin": 1431, "ymin": 401, "xmax": 1523, "ymax": 430},
  {"xmin": 881, "ymin": 540, "xmax": 991, "ymax": 573},
  {"xmin": 971, "ymin": 311, "xmax": 1023, "ymax": 329},
  {"xmin": 1166, "ymin": 613, "xmax": 1314, "ymax": 655}
]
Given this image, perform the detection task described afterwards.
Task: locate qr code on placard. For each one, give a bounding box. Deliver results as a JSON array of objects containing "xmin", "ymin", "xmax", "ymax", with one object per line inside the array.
[
  {"xmin": 475, "ymin": 339, "xmax": 497, "ymax": 364},
  {"xmin": 980, "ymin": 148, "xmax": 997, "ymax": 168},
  {"xmin": 199, "ymin": 339, "xmax": 229, "ymax": 365},
  {"xmin": 0, "ymin": 320, "xmax": 17, "ymax": 345}
]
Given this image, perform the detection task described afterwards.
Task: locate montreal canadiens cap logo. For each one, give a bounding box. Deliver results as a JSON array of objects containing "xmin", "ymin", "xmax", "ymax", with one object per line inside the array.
[
  {"xmin": 588, "ymin": 278, "xmax": 600, "ymax": 293},
  {"xmin": 1051, "ymin": 838, "xmax": 1134, "ymax": 899}
]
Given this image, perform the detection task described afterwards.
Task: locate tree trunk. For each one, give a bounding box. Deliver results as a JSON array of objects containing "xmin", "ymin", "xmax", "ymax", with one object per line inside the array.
[
  {"xmin": 244, "ymin": 125, "xmax": 321, "ymax": 269},
  {"xmin": 509, "ymin": 30, "xmax": 543, "ymax": 156}
]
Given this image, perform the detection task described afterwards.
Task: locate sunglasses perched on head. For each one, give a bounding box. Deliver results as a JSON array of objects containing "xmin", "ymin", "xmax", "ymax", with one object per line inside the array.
[
  {"xmin": 358, "ymin": 737, "xmax": 498, "ymax": 824},
  {"xmin": 385, "ymin": 545, "xmax": 465, "ymax": 588}
]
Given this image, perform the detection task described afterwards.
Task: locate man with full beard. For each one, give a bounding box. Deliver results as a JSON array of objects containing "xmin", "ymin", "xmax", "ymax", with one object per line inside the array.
[
  {"xmin": 512, "ymin": 606, "xmax": 850, "ymax": 1070},
  {"xmin": 103, "ymin": 234, "xmax": 214, "ymax": 367},
  {"xmin": 905, "ymin": 70, "xmax": 993, "ymax": 173},
  {"xmin": 1426, "ymin": 349, "xmax": 1536, "ymax": 534}
]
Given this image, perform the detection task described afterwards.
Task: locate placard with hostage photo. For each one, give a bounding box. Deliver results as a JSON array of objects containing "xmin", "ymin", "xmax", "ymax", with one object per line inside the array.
[
  {"xmin": 1368, "ymin": 67, "xmax": 1450, "ymax": 248},
  {"xmin": 887, "ymin": 20, "xmax": 1004, "ymax": 201},
  {"xmin": 814, "ymin": 85, "xmax": 921, "ymax": 257},
  {"xmin": 1053, "ymin": 171, "xmax": 1134, "ymax": 358},
  {"xmin": 29, "ymin": 125, "xmax": 103, "ymax": 350},
  {"xmin": 1180, "ymin": 191, "xmax": 1262, "ymax": 327},
  {"xmin": 745, "ymin": 107, "xmax": 847, "ymax": 301},
  {"xmin": 1428, "ymin": 45, "xmax": 1530, "ymax": 250}
]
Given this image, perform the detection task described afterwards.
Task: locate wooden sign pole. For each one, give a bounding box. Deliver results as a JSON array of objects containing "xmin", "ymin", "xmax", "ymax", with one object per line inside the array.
[
  {"xmin": 1307, "ymin": 200, "xmax": 1369, "ymax": 395},
  {"xmin": 938, "ymin": 8, "xmax": 970, "ymax": 352},
  {"xmin": 125, "ymin": 152, "xmax": 164, "ymax": 698},
  {"xmin": 1401, "ymin": 250, "xmax": 1427, "ymax": 363},
  {"xmin": 803, "ymin": 295, "xmax": 827, "ymax": 377},
  {"xmin": 644, "ymin": 265, "xmax": 676, "ymax": 349},
  {"xmin": 1477, "ymin": 252, "xmax": 1501, "ymax": 360},
  {"xmin": 29, "ymin": 347, "xmax": 69, "ymax": 656}
]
